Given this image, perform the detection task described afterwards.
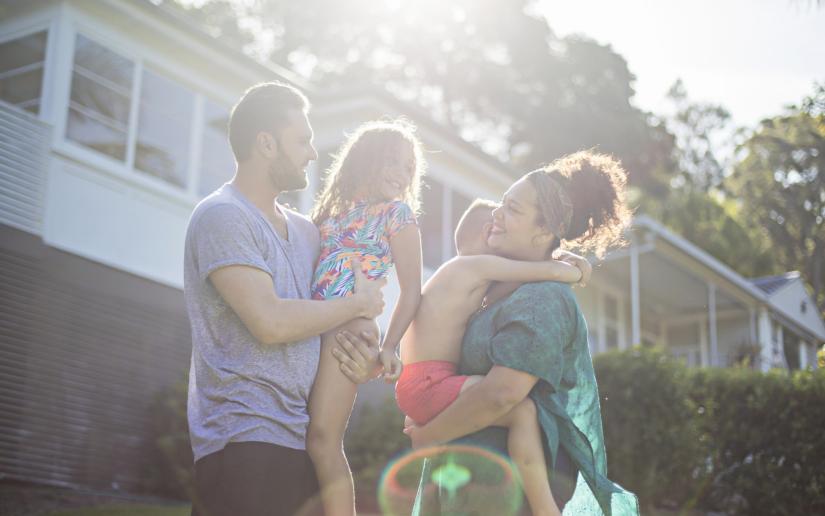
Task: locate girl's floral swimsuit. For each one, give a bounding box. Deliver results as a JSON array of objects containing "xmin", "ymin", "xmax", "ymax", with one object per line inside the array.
[{"xmin": 311, "ymin": 200, "xmax": 416, "ymax": 300}]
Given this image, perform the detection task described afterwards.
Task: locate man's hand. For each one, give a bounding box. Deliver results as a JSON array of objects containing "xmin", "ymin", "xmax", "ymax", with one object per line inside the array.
[
  {"xmin": 351, "ymin": 260, "xmax": 386, "ymax": 319},
  {"xmin": 379, "ymin": 346, "xmax": 403, "ymax": 383},
  {"xmin": 556, "ymin": 249, "xmax": 591, "ymax": 286},
  {"xmin": 331, "ymin": 330, "xmax": 383, "ymax": 384}
]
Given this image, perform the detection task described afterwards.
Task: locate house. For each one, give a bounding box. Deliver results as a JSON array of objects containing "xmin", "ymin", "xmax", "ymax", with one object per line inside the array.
[{"xmin": 0, "ymin": 0, "xmax": 821, "ymax": 496}]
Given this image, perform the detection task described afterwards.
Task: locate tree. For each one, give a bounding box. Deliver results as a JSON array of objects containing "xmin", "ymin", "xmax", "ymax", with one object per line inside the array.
[
  {"xmin": 664, "ymin": 79, "xmax": 733, "ymax": 192},
  {"xmin": 638, "ymin": 81, "xmax": 776, "ymax": 279},
  {"xmin": 164, "ymin": 0, "xmax": 675, "ymax": 193},
  {"xmin": 729, "ymin": 84, "xmax": 825, "ymax": 314}
]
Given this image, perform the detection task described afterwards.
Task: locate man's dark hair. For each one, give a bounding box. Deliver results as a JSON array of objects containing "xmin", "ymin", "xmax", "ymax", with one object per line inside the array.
[{"xmin": 228, "ymin": 81, "xmax": 310, "ymax": 161}]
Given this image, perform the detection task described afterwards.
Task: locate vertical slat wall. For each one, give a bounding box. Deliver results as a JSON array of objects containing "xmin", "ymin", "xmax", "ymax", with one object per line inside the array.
[{"xmin": 0, "ymin": 227, "xmax": 191, "ymax": 491}]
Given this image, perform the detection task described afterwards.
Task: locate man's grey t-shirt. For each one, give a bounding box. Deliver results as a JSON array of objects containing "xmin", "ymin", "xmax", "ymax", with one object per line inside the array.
[{"xmin": 184, "ymin": 183, "xmax": 320, "ymax": 461}]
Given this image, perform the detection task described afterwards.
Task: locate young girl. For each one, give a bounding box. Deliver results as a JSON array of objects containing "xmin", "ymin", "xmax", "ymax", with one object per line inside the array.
[{"xmin": 308, "ymin": 120, "xmax": 424, "ymax": 516}]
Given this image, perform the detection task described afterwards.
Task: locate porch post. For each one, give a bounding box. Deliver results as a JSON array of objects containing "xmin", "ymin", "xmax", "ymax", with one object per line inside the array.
[
  {"xmin": 708, "ymin": 282, "xmax": 718, "ymax": 366},
  {"xmin": 699, "ymin": 318, "xmax": 709, "ymax": 367},
  {"xmin": 757, "ymin": 307, "xmax": 772, "ymax": 372},
  {"xmin": 776, "ymin": 325, "xmax": 786, "ymax": 369},
  {"xmin": 799, "ymin": 340, "xmax": 809, "ymax": 370},
  {"xmin": 596, "ymin": 289, "xmax": 606, "ymax": 354},
  {"xmin": 749, "ymin": 307, "xmax": 757, "ymax": 347},
  {"xmin": 630, "ymin": 235, "xmax": 641, "ymax": 346}
]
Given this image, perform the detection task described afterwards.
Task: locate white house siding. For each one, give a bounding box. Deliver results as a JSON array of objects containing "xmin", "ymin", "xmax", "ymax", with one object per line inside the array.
[
  {"xmin": 769, "ymin": 281, "xmax": 825, "ymax": 342},
  {"xmin": 43, "ymin": 158, "xmax": 191, "ymax": 287}
]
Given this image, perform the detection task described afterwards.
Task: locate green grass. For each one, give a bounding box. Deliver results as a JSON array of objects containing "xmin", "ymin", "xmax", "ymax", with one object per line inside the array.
[{"xmin": 47, "ymin": 504, "xmax": 190, "ymax": 516}]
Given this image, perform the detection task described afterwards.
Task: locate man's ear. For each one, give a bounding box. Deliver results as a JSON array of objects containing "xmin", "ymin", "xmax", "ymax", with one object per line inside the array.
[{"xmin": 256, "ymin": 132, "xmax": 278, "ymax": 159}]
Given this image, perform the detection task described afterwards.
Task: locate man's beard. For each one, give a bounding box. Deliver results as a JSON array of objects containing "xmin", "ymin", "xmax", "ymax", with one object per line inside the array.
[{"xmin": 267, "ymin": 152, "xmax": 307, "ymax": 192}]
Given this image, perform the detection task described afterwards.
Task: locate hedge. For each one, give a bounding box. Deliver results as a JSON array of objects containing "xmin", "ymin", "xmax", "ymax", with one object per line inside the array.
[
  {"xmin": 594, "ymin": 347, "xmax": 825, "ymax": 515},
  {"xmin": 147, "ymin": 350, "xmax": 825, "ymax": 514}
]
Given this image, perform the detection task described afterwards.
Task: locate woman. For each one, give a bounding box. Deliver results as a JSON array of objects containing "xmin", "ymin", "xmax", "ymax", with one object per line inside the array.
[{"xmin": 404, "ymin": 151, "xmax": 640, "ymax": 515}]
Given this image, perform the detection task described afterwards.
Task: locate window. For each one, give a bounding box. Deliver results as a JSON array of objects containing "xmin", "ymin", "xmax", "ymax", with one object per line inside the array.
[
  {"xmin": 198, "ymin": 100, "xmax": 234, "ymax": 196},
  {"xmin": 0, "ymin": 30, "xmax": 47, "ymax": 114},
  {"xmin": 420, "ymin": 178, "xmax": 444, "ymax": 269},
  {"xmin": 67, "ymin": 34, "xmax": 134, "ymax": 162},
  {"xmin": 135, "ymin": 68, "xmax": 194, "ymax": 187}
]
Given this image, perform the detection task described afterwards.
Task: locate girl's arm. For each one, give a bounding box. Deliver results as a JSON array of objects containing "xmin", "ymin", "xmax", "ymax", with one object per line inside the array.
[
  {"xmin": 458, "ymin": 254, "xmax": 587, "ymax": 288},
  {"xmin": 381, "ymin": 223, "xmax": 423, "ymax": 379},
  {"xmin": 405, "ymin": 365, "xmax": 538, "ymax": 447}
]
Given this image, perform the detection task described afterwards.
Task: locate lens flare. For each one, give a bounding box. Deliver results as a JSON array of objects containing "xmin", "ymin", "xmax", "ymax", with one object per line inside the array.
[{"xmin": 378, "ymin": 444, "xmax": 523, "ymax": 515}]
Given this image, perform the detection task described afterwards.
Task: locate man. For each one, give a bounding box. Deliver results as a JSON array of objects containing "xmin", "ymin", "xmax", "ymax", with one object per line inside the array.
[{"xmin": 184, "ymin": 82, "xmax": 385, "ymax": 516}]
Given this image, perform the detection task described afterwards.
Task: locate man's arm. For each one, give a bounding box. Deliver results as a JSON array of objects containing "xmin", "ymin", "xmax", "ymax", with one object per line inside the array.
[
  {"xmin": 405, "ymin": 365, "xmax": 538, "ymax": 447},
  {"xmin": 209, "ymin": 262, "xmax": 385, "ymax": 345},
  {"xmin": 457, "ymin": 254, "xmax": 586, "ymax": 289}
]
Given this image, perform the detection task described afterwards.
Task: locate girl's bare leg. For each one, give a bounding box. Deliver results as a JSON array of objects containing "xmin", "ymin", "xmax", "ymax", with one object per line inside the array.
[
  {"xmin": 459, "ymin": 377, "xmax": 561, "ymax": 516},
  {"xmin": 307, "ymin": 318, "xmax": 379, "ymax": 516}
]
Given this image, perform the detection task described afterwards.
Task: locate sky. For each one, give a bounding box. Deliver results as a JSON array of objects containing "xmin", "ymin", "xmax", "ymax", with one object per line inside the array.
[{"xmin": 538, "ymin": 0, "xmax": 825, "ymax": 128}]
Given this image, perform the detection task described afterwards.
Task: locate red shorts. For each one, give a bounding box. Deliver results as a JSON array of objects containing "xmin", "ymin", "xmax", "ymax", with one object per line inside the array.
[{"xmin": 395, "ymin": 360, "xmax": 469, "ymax": 425}]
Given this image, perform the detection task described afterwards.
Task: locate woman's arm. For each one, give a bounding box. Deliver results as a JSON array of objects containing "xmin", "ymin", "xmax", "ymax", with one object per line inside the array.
[
  {"xmin": 407, "ymin": 282, "xmax": 574, "ymax": 447},
  {"xmin": 381, "ymin": 223, "xmax": 423, "ymax": 379},
  {"xmin": 458, "ymin": 254, "xmax": 588, "ymax": 289},
  {"xmin": 406, "ymin": 365, "xmax": 539, "ymax": 447}
]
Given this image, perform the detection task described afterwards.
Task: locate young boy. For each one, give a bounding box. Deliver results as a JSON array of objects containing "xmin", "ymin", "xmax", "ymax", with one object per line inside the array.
[{"xmin": 396, "ymin": 199, "xmax": 590, "ymax": 516}]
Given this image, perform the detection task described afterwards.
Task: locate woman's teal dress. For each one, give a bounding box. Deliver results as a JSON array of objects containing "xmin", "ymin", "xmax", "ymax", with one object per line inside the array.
[{"xmin": 412, "ymin": 281, "xmax": 639, "ymax": 516}]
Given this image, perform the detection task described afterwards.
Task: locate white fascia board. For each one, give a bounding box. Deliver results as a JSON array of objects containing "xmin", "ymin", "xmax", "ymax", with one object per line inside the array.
[
  {"xmin": 312, "ymin": 95, "xmax": 513, "ymax": 191},
  {"xmin": 97, "ymin": 0, "xmax": 309, "ymax": 92}
]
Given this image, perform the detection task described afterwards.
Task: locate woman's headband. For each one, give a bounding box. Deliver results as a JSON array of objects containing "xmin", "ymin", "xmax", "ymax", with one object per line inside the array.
[{"xmin": 526, "ymin": 169, "xmax": 573, "ymax": 240}]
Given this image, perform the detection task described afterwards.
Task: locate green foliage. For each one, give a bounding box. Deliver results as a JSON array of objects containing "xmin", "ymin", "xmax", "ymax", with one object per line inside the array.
[
  {"xmin": 595, "ymin": 349, "xmax": 825, "ymax": 515},
  {"xmin": 665, "ymin": 79, "xmax": 733, "ymax": 192},
  {"xmin": 344, "ymin": 395, "xmax": 411, "ymax": 501},
  {"xmin": 594, "ymin": 348, "xmax": 704, "ymax": 510},
  {"xmin": 729, "ymin": 84, "xmax": 825, "ymax": 314},
  {"xmin": 688, "ymin": 367, "xmax": 825, "ymax": 515},
  {"xmin": 164, "ymin": 0, "xmax": 675, "ymax": 192},
  {"xmin": 47, "ymin": 505, "xmax": 189, "ymax": 516},
  {"xmin": 652, "ymin": 189, "xmax": 777, "ymax": 278},
  {"xmin": 144, "ymin": 378, "xmax": 193, "ymax": 501},
  {"xmin": 143, "ymin": 380, "xmax": 410, "ymax": 508}
]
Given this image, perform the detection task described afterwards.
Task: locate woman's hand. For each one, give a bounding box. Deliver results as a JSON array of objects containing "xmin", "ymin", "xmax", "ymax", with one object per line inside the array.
[
  {"xmin": 403, "ymin": 416, "xmax": 431, "ymax": 449},
  {"xmin": 380, "ymin": 346, "xmax": 403, "ymax": 383}
]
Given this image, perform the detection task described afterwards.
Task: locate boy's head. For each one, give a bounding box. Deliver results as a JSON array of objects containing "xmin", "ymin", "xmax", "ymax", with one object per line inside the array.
[{"xmin": 454, "ymin": 199, "xmax": 499, "ymax": 256}]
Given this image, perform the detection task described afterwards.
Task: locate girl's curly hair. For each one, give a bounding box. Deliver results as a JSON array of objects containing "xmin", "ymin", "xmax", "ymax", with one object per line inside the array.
[{"xmin": 311, "ymin": 119, "xmax": 425, "ymax": 224}]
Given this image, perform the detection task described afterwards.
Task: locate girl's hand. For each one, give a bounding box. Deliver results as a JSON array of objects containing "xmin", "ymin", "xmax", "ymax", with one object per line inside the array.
[
  {"xmin": 556, "ymin": 250, "xmax": 591, "ymax": 286},
  {"xmin": 380, "ymin": 346, "xmax": 403, "ymax": 383}
]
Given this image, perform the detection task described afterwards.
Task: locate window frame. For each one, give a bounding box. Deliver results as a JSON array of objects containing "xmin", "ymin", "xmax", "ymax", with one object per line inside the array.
[
  {"xmin": 0, "ymin": 18, "xmax": 55, "ymax": 119},
  {"xmin": 52, "ymin": 19, "xmax": 236, "ymax": 206}
]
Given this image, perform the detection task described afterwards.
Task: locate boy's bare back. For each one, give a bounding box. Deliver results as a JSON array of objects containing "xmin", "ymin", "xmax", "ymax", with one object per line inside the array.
[{"xmin": 400, "ymin": 257, "xmax": 495, "ymax": 364}]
